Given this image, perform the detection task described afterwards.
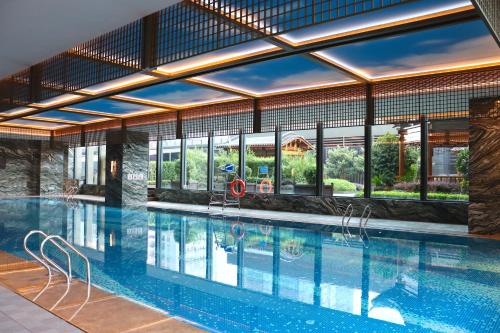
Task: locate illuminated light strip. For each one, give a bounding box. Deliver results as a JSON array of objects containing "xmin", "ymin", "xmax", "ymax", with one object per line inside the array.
[
  {"xmin": 312, "ymin": 51, "xmax": 500, "ymax": 82},
  {"xmin": 377, "ymin": 111, "xmax": 469, "ymax": 123},
  {"xmin": 275, "ymin": 4, "xmax": 475, "ymax": 47},
  {"xmin": 0, "ymin": 107, "xmax": 36, "ymax": 117},
  {"xmin": 24, "ymin": 115, "xmax": 112, "ymax": 126},
  {"xmin": 0, "ymin": 122, "xmax": 70, "ymax": 131},
  {"xmin": 155, "ymin": 44, "xmax": 281, "ymax": 76},
  {"xmin": 310, "ymin": 52, "xmax": 372, "ymax": 82},
  {"xmin": 58, "ymin": 107, "xmax": 126, "ymax": 119},
  {"xmin": 77, "ymin": 74, "xmax": 158, "ymax": 95},
  {"xmin": 112, "ymin": 92, "xmax": 248, "ymax": 109},
  {"xmin": 0, "ymin": 126, "xmax": 51, "ymax": 136},
  {"xmin": 185, "ymin": 78, "xmax": 258, "ymax": 97},
  {"xmin": 110, "ymin": 95, "xmax": 177, "ymax": 109},
  {"xmin": 189, "ymin": 76, "xmax": 357, "ymax": 97},
  {"xmin": 30, "ymin": 94, "xmax": 85, "ymax": 108}
]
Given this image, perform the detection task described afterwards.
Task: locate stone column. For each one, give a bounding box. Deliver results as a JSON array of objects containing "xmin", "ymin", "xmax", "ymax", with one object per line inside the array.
[
  {"xmin": 39, "ymin": 141, "xmax": 65, "ymax": 195},
  {"xmin": 105, "ymin": 129, "xmax": 149, "ymax": 207},
  {"xmin": 469, "ymin": 97, "xmax": 500, "ymax": 234}
]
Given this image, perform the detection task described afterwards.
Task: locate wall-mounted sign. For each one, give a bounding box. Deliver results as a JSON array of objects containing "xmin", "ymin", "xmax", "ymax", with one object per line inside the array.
[
  {"xmin": 258, "ymin": 165, "xmax": 268, "ymax": 174},
  {"xmin": 223, "ymin": 163, "xmax": 235, "ymax": 173},
  {"xmin": 127, "ymin": 173, "xmax": 145, "ymax": 181}
]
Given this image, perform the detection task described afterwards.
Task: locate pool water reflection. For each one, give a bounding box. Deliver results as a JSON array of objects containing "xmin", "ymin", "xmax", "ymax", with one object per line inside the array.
[{"xmin": 0, "ymin": 198, "xmax": 499, "ymax": 332}]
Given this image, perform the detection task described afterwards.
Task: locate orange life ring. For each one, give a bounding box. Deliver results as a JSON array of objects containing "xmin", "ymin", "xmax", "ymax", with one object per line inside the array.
[
  {"xmin": 259, "ymin": 179, "xmax": 273, "ymax": 193},
  {"xmin": 230, "ymin": 179, "xmax": 246, "ymax": 198},
  {"xmin": 230, "ymin": 222, "xmax": 245, "ymax": 241}
]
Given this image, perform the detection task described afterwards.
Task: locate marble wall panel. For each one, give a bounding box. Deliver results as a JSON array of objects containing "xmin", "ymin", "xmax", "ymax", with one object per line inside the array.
[
  {"xmin": 39, "ymin": 142, "xmax": 65, "ymax": 195},
  {"xmin": 0, "ymin": 140, "xmax": 40, "ymax": 196},
  {"xmin": 469, "ymin": 98, "xmax": 500, "ymax": 234}
]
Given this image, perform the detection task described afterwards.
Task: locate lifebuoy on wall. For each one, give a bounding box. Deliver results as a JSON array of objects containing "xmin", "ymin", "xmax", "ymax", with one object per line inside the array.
[
  {"xmin": 230, "ymin": 179, "xmax": 246, "ymax": 198},
  {"xmin": 230, "ymin": 222, "xmax": 245, "ymax": 241},
  {"xmin": 259, "ymin": 179, "xmax": 273, "ymax": 193}
]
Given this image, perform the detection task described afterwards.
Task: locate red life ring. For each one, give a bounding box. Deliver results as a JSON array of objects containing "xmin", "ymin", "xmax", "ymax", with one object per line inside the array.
[
  {"xmin": 259, "ymin": 179, "xmax": 273, "ymax": 193},
  {"xmin": 230, "ymin": 179, "xmax": 246, "ymax": 198},
  {"xmin": 230, "ymin": 222, "xmax": 245, "ymax": 241}
]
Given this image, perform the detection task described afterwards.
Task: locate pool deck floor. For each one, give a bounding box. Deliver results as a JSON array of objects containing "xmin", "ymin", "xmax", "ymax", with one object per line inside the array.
[
  {"xmin": 0, "ymin": 251, "xmax": 203, "ymax": 333},
  {"xmin": 70, "ymin": 194, "xmax": 472, "ymax": 237}
]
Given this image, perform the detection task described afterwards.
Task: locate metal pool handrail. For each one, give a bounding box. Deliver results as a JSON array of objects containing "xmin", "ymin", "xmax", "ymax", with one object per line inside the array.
[
  {"xmin": 359, "ymin": 205, "xmax": 372, "ymax": 234},
  {"xmin": 23, "ymin": 230, "xmax": 72, "ymax": 301},
  {"xmin": 40, "ymin": 236, "xmax": 72, "ymax": 309},
  {"xmin": 44, "ymin": 235, "xmax": 92, "ymax": 320}
]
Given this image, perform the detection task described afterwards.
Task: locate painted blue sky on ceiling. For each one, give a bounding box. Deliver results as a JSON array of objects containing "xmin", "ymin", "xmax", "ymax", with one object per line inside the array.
[
  {"xmin": 34, "ymin": 110, "xmax": 107, "ymax": 123},
  {"xmin": 72, "ymin": 99, "xmax": 158, "ymax": 115},
  {"xmin": 278, "ymin": 0, "xmax": 471, "ymax": 44},
  {"xmin": 316, "ymin": 19, "xmax": 500, "ymax": 78},
  {"xmin": 118, "ymin": 81, "xmax": 239, "ymax": 105},
  {"xmin": 195, "ymin": 54, "xmax": 354, "ymax": 94}
]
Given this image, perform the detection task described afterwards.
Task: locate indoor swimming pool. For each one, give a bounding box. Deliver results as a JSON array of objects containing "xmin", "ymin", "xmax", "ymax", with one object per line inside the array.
[{"xmin": 0, "ymin": 198, "xmax": 498, "ymax": 333}]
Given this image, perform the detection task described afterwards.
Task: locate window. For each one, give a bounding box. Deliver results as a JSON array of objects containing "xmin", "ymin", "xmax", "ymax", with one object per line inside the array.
[
  {"xmin": 99, "ymin": 145, "xmax": 106, "ymax": 185},
  {"xmin": 323, "ymin": 126, "xmax": 364, "ymax": 197},
  {"xmin": 161, "ymin": 139, "xmax": 181, "ymax": 189},
  {"xmin": 213, "ymin": 135, "xmax": 239, "ymax": 191},
  {"xmin": 184, "ymin": 137, "xmax": 208, "ymax": 191},
  {"xmin": 67, "ymin": 148, "xmax": 75, "ymax": 179},
  {"xmin": 148, "ymin": 141, "xmax": 157, "ymax": 188},
  {"xmin": 244, "ymin": 132, "xmax": 275, "ymax": 194},
  {"xmin": 371, "ymin": 124, "xmax": 421, "ymax": 199},
  {"xmin": 428, "ymin": 119, "xmax": 469, "ymax": 201},
  {"xmin": 86, "ymin": 146, "xmax": 99, "ymax": 185},
  {"xmin": 281, "ymin": 130, "xmax": 316, "ymax": 195},
  {"xmin": 74, "ymin": 147, "xmax": 86, "ymax": 184}
]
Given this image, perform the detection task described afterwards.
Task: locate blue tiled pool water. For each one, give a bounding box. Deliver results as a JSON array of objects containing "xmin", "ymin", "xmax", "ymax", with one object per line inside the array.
[{"xmin": 0, "ymin": 198, "xmax": 498, "ymax": 332}]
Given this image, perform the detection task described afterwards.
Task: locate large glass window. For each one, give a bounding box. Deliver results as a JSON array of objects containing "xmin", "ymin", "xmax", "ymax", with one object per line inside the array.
[
  {"xmin": 161, "ymin": 139, "xmax": 181, "ymax": 189},
  {"xmin": 67, "ymin": 148, "xmax": 75, "ymax": 179},
  {"xmin": 213, "ymin": 135, "xmax": 239, "ymax": 191},
  {"xmin": 99, "ymin": 145, "xmax": 106, "ymax": 185},
  {"xmin": 371, "ymin": 124, "xmax": 421, "ymax": 199},
  {"xmin": 323, "ymin": 127, "xmax": 364, "ymax": 197},
  {"xmin": 148, "ymin": 141, "xmax": 157, "ymax": 188},
  {"xmin": 184, "ymin": 137, "xmax": 208, "ymax": 191},
  {"xmin": 428, "ymin": 119, "xmax": 469, "ymax": 201},
  {"xmin": 86, "ymin": 146, "xmax": 99, "ymax": 185},
  {"xmin": 244, "ymin": 132, "xmax": 275, "ymax": 194},
  {"xmin": 74, "ymin": 147, "xmax": 86, "ymax": 184},
  {"xmin": 281, "ymin": 129, "xmax": 316, "ymax": 195}
]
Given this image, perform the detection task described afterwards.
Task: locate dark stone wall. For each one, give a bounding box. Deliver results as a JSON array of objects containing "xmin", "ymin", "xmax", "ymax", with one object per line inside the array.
[
  {"xmin": 0, "ymin": 140, "xmax": 40, "ymax": 196},
  {"xmin": 105, "ymin": 130, "xmax": 149, "ymax": 207},
  {"xmin": 156, "ymin": 189, "xmax": 468, "ymax": 225},
  {"xmin": 79, "ymin": 184, "xmax": 106, "ymax": 196},
  {"xmin": 39, "ymin": 142, "xmax": 65, "ymax": 195},
  {"xmin": 469, "ymin": 98, "xmax": 500, "ymax": 234}
]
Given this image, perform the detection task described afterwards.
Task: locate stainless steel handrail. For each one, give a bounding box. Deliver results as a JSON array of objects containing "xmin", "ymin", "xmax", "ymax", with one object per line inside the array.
[
  {"xmin": 23, "ymin": 230, "xmax": 72, "ymax": 301},
  {"xmin": 359, "ymin": 205, "xmax": 372, "ymax": 235},
  {"xmin": 45, "ymin": 235, "xmax": 91, "ymax": 320},
  {"xmin": 40, "ymin": 237, "xmax": 72, "ymax": 309},
  {"xmin": 341, "ymin": 204, "xmax": 354, "ymax": 237}
]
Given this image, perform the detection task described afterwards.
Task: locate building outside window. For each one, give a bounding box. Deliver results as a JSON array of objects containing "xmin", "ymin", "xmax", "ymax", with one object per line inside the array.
[
  {"xmin": 428, "ymin": 119, "xmax": 469, "ymax": 201},
  {"xmin": 280, "ymin": 129, "xmax": 316, "ymax": 195},
  {"xmin": 371, "ymin": 124, "xmax": 421, "ymax": 199},
  {"xmin": 244, "ymin": 132, "xmax": 275, "ymax": 194},
  {"xmin": 99, "ymin": 145, "xmax": 106, "ymax": 185},
  {"xmin": 67, "ymin": 148, "xmax": 75, "ymax": 179},
  {"xmin": 213, "ymin": 135, "xmax": 239, "ymax": 191},
  {"xmin": 161, "ymin": 139, "xmax": 181, "ymax": 189},
  {"xmin": 323, "ymin": 126, "xmax": 364, "ymax": 197},
  {"xmin": 74, "ymin": 147, "xmax": 86, "ymax": 185},
  {"xmin": 86, "ymin": 146, "xmax": 99, "ymax": 185},
  {"xmin": 148, "ymin": 141, "xmax": 157, "ymax": 188},
  {"xmin": 184, "ymin": 137, "xmax": 208, "ymax": 191}
]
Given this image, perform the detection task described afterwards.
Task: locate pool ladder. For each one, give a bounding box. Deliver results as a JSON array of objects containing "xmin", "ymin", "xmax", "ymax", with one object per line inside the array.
[
  {"xmin": 341, "ymin": 204, "xmax": 371, "ymax": 246},
  {"xmin": 23, "ymin": 230, "xmax": 91, "ymax": 320}
]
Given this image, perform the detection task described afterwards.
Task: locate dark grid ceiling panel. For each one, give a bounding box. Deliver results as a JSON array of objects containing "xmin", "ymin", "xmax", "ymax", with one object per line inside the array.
[
  {"xmin": 0, "ymin": 126, "xmax": 50, "ymax": 141},
  {"xmin": 0, "ymin": 69, "xmax": 31, "ymax": 112},
  {"xmin": 260, "ymin": 84, "xmax": 367, "ymax": 132},
  {"xmin": 127, "ymin": 112, "xmax": 178, "ymax": 140},
  {"xmin": 181, "ymin": 99, "xmax": 253, "ymax": 138},
  {"xmin": 374, "ymin": 68, "xmax": 500, "ymax": 124},
  {"xmin": 39, "ymin": 20, "xmax": 143, "ymax": 101},
  {"xmin": 473, "ymin": 0, "xmax": 499, "ymax": 43}
]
